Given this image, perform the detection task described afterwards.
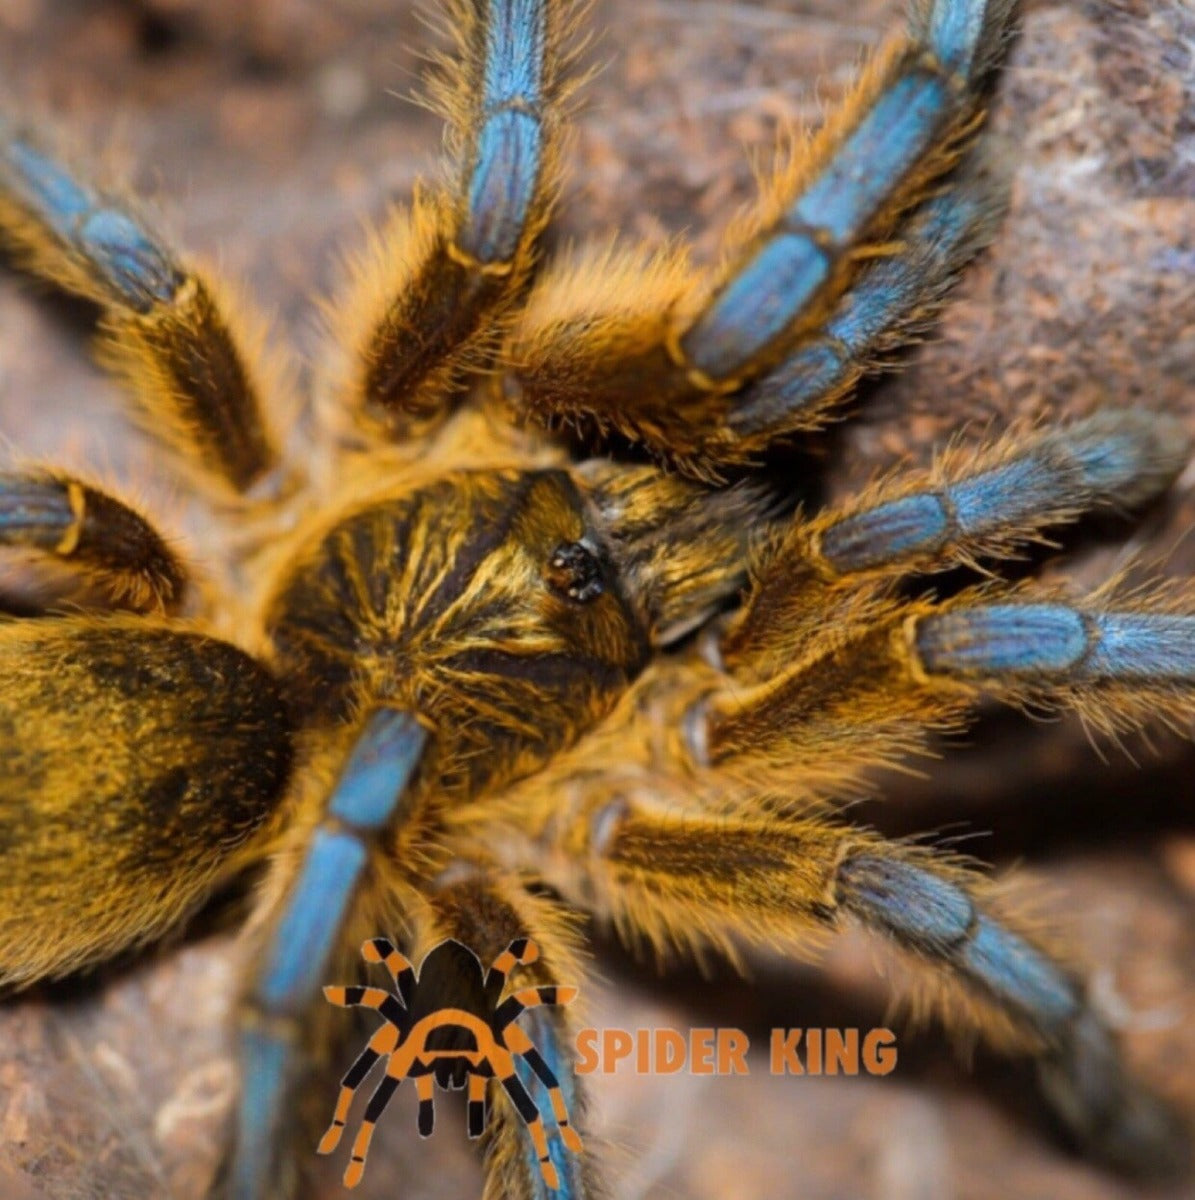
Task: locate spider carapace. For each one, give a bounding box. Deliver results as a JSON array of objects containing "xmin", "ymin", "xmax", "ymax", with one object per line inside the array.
[
  {"xmin": 1, "ymin": 0, "xmax": 1193, "ymax": 1198},
  {"xmin": 263, "ymin": 468, "xmax": 652, "ymax": 778}
]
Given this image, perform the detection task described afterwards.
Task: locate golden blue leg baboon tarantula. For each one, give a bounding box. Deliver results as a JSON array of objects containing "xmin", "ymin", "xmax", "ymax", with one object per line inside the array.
[{"xmin": 0, "ymin": 0, "xmax": 1192, "ymax": 1197}]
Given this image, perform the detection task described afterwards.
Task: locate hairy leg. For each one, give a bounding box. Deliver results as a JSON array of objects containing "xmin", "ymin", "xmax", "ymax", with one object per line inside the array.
[
  {"xmin": 0, "ymin": 123, "xmax": 291, "ymax": 494},
  {"xmin": 324, "ymin": 0, "xmax": 585, "ymax": 439},
  {"xmin": 505, "ymin": 789, "xmax": 1188, "ymax": 1175},
  {"xmin": 0, "ymin": 466, "xmax": 188, "ymax": 611},
  {"xmin": 420, "ymin": 875, "xmax": 593, "ymax": 1200},
  {"xmin": 508, "ymin": 0, "xmax": 1019, "ymax": 473},
  {"xmin": 229, "ymin": 710, "xmax": 426, "ymax": 1200}
]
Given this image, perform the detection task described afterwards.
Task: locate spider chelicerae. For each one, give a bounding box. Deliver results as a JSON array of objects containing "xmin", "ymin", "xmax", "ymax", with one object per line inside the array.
[{"xmin": 0, "ymin": 1, "xmax": 1192, "ymax": 1199}]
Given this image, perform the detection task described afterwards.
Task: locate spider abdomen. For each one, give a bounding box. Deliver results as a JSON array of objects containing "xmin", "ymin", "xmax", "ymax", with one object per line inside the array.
[{"xmin": 0, "ymin": 617, "xmax": 293, "ymax": 982}]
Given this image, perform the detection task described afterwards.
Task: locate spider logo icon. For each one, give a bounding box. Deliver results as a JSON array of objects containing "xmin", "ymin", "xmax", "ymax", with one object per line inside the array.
[{"xmin": 319, "ymin": 936, "xmax": 583, "ymax": 1189}]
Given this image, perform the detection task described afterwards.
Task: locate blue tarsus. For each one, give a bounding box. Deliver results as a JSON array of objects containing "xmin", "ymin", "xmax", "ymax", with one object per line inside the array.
[
  {"xmin": 683, "ymin": 67, "xmax": 954, "ymax": 380},
  {"xmin": 789, "ymin": 74, "xmax": 949, "ymax": 247},
  {"xmin": 232, "ymin": 1029, "xmax": 292, "ymax": 1200},
  {"xmin": 927, "ymin": 0, "xmax": 992, "ymax": 72},
  {"xmin": 836, "ymin": 854, "xmax": 1080, "ymax": 1029},
  {"xmin": 837, "ymin": 848, "xmax": 1189, "ymax": 1175},
  {"xmin": 0, "ymin": 474, "xmax": 71, "ymax": 540},
  {"xmin": 1086, "ymin": 614, "xmax": 1195, "ymax": 679},
  {"xmin": 730, "ymin": 180, "xmax": 993, "ymax": 435},
  {"xmin": 681, "ymin": 0, "xmax": 1001, "ymax": 382},
  {"xmin": 482, "ymin": 0, "xmax": 547, "ymax": 107}
]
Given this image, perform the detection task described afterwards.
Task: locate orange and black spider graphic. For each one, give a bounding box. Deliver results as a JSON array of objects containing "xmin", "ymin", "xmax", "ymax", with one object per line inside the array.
[{"xmin": 319, "ymin": 937, "xmax": 583, "ymax": 1190}]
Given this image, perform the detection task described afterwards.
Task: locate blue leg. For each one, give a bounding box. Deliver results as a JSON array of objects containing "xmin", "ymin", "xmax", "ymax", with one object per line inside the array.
[
  {"xmin": 809, "ymin": 410, "xmax": 1190, "ymax": 576},
  {"xmin": 511, "ymin": 1007, "xmax": 585, "ymax": 1200},
  {"xmin": 729, "ymin": 160, "xmax": 1001, "ymax": 438},
  {"xmin": 509, "ymin": 0, "xmax": 1021, "ymax": 473},
  {"xmin": 229, "ymin": 709, "xmax": 427, "ymax": 1200},
  {"xmin": 681, "ymin": 0, "xmax": 1015, "ymax": 381},
  {"xmin": 537, "ymin": 789, "xmax": 1188, "ymax": 1178},
  {"xmin": 333, "ymin": 0, "xmax": 578, "ymax": 427},
  {"xmin": 913, "ymin": 603, "xmax": 1195, "ymax": 683},
  {"xmin": 457, "ymin": 0, "xmax": 552, "ymax": 268},
  {"xmin": 0, "ymin": 125, "xmax": 281, "ymax": 492},
  {"xmin": 427, "ymin": 878, "xmax": 591, "ymax": 1200},
  {"xmin": 0, "ymin": 467, "xmax": 186, "ymax": 612},
  {"xmin": 721, "ymin": 409, "xmax": 1189, "ymax": 669},
  {"xmin": 0, "ymin": 128, "xmax": 180, "ymax": 308},
  {"xmin": 836, "ymin": 854, "xmax": 1189, "ymax": 1175}
]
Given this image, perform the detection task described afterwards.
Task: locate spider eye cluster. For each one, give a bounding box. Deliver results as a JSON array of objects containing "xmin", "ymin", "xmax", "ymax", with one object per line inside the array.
[{"xmin": 546, "ymin": 540, "xmax": 604, "ymax": 603}]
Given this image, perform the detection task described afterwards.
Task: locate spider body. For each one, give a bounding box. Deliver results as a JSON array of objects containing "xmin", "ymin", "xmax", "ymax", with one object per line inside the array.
[{"xmin": 0, "ymin": 1, "xmax": 1193, "ymax": 1199}]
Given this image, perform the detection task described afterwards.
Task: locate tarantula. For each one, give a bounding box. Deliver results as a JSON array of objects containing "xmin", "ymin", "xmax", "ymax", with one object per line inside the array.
[{"xmin": 0, "ymin": 0, "xmax": 1192, "ymax": 1198}]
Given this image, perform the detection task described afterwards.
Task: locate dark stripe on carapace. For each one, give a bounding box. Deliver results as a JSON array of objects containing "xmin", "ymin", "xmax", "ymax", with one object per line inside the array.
[
  {"xmin": 440, "ymin": 647, "xmax": 631, "ymax": 702},
  {"xmin": 264, "ymin": 471, "xmax": 649, "ymax": 804}
]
